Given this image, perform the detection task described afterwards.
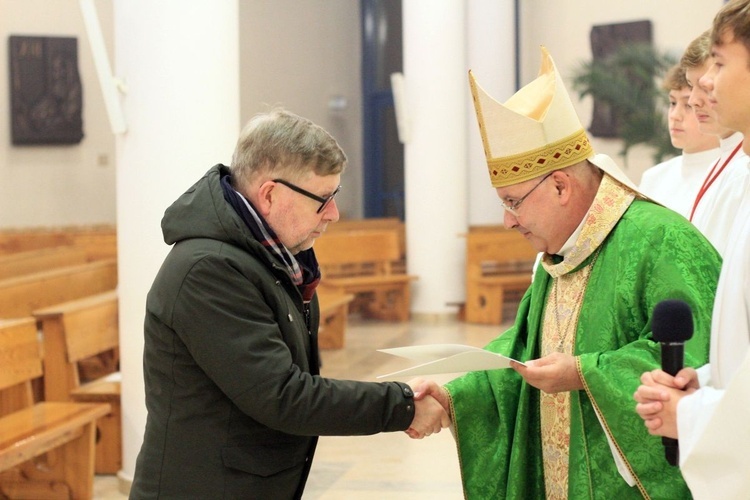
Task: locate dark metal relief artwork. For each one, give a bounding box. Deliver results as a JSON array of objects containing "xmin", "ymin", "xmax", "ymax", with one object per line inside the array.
[{"xmin": 9, "ymin": 35, "xmax": 84, "ymax": 145}]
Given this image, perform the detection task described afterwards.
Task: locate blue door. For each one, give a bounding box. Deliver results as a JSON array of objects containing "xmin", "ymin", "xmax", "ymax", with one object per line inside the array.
[{"xmin": 361, "ymin": 0, "xmax": 404, "ymax": 219}]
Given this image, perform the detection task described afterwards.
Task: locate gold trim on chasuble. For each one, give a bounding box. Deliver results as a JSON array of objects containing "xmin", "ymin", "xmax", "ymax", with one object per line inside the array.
[{"xmin": 539, "ymin": 174, "xmax": 636, "ymax": 499}]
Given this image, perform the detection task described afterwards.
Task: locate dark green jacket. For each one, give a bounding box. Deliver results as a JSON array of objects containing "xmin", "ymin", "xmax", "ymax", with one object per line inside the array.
[{"xmin": 130, "ymin": 165, "xmax": 415, "ymax": 499}]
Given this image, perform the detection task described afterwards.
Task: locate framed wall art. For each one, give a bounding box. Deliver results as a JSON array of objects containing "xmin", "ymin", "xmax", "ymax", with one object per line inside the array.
[{"xmin": 9, "ymin": 35, "xmax": 84, "ymax": 145}]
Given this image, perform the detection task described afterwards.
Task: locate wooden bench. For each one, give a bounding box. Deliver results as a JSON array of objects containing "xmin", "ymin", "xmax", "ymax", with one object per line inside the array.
[
  {"xmin": 464, "ymin": 225, "xmax": 538, "ymax": 325},
  {"xmin": 0, "ymin": 246, "xmax": 89, "ymax": 281},
  {"xmin": 314, "ymin": 229, "xmax": 417, "ymax": 322},
  {"xmin": 317, "ymin": 288, "xmax": 355, "ymax": 349},
  {"xmin": 0, "ymin": 259, "xmax": 117, "ymax": 318},
  {"xmin": 0, "ymin": 317, "xmax": 110, "ymax": 499},
  {"xmin": 327, "ymin": 217, "xmax": 406, "ymax": 273},
  {"xmin": 327, "ymin": 217, "xmax": 402, "ymax": 232},
  {"xmin": 33, "ymin": 291, "xmax": 121, "ymax": 475},
  {"xmin": 0, "ymin": 225, "xmax": 117, "ymax": 261},
  {"xmin": 67, "ymin": 228, "xmax": 117, "ymax": 262}
]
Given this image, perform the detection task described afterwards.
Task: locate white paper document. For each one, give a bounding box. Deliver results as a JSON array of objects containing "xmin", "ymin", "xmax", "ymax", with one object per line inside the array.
[{"xmin": 376, "ymin": 344, "xmax": 524, "ymax": 379}]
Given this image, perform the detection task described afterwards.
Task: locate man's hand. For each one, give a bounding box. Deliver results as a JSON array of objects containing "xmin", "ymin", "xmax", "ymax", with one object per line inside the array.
[
  {"xmin": 408, "ymin": 378, "xmax": 450, "ymax": 411},
  {"xmin": 404, "ymin": 395, "xmax": 450, "ymax": 439},
  {"xmin": 510, "ymin": 352, "xmax": 582, "ymax": 393},
  {"xmin": 633, "ymin": 367, "xmax": 700, "ymax": 439},
  {"xmin": 404, "ymin": 378, "xmax": 451, "ymax": 439}
]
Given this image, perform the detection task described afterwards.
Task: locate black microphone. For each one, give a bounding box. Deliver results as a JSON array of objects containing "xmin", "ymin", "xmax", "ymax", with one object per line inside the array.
[{"xmin": 651, "ymin": 299, "xmax": 694, "ymax": 466}]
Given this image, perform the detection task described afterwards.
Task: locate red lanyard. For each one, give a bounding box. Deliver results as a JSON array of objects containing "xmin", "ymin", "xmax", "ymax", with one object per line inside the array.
[{"xmin": 689, "ymin": 141, "xmax": 743, "ymax": 221}]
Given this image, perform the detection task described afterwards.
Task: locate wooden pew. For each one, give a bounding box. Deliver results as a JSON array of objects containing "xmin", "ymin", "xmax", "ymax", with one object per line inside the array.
[
  {"xmin": 0, "ymin": 246, "xmax": 89, "ymax": 281},
  {"xmin": 0, "ymin": 317, "xmax": 110, "ymax": 499},
  {"xmin": 464, "ymin": 225, "xmax": 538, "ymax": 325},
  {"xmin": 67, "ymin": 228, "xmax": 117, "ymax": 262},
  {"xmin": 326, "ymin": 217, "xmax": 402, "ymax": 232},
  {"xmin": 327, "ymin": 217, "xmax": 406, "ymax": 273},
  {"xmin": 34, "ymin": 291, "xmax": 122, "ymax": 475},
  {"xmin": 317, "ymin": 288, "xmax": 355, "ymax": 349},
  {"xmin": 0, "ymin": 259, "xmax": 117, "ymax": 318},
  {"xmin": 0, "ymin": 231, "xmax": 71, "ymax": 256},
  {"xmin": 314, "ymin": 229, "xmax": 417, "ymax": 322},
  {"xmin": 0, "ymin": 225, "xmax": 117, "ymax": 261}
]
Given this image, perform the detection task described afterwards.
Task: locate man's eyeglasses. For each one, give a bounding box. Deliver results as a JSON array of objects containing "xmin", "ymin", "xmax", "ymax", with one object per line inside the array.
[
  {"xmin": 500, "ymin": 172, "xmax": 554, "ymax": 216},
  {"xmin": 273, "ymin": 179, "xmax": 341, "ymax": 214}
]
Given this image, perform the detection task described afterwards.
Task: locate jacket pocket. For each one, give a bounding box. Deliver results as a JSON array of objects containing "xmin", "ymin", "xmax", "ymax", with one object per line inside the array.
[{"xmin": 221, "ymin": 440, "xmax": 309, "ymax": 477}]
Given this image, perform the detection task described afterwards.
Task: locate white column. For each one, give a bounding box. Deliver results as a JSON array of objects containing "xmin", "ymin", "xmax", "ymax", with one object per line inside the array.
[
  {"xmin": 114, "ymin": 0, "xmax": 239, "ymax": 490},
  {"xmin": 467, "ymin": 0, "xmax": 517, "ymax": 225},
  {"xmin": 403, "ymin": 0, "xmax": 467, "ymax": 317}
]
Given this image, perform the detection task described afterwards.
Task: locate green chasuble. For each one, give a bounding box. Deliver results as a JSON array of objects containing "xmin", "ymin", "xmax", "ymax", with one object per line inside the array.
[{"xmin": 446, "ymin": 179, "xmax": 721, "ymax": 499}]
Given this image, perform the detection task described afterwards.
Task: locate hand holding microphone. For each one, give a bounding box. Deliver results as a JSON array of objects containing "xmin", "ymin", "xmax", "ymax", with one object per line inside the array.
[{"xmin": 650, "ymin": 299, "xmax": 694, "ymax": 466}]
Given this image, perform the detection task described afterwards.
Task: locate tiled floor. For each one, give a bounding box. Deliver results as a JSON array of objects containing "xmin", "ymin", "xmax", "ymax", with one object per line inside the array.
[{"xmin": 94, "ymin": 316, "xmax": 506, "ymax": 499}]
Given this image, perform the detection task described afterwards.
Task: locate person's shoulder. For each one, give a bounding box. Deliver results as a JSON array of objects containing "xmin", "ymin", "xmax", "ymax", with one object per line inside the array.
[
  {"xmin": 643, "ymin": 155, "xmax": 681, "ymax": 174},
  {"xmin": 626, "ymin": 198, "xmax": 683, "ymax": 218},
  {"xmin": 622, "ymin": 200, "xmax": 702, "ymax": 240},
  {"xmin": 639, "ymin": 156, "xmax": 681, "ymax": 186},
  {"xmin": 172, "ymin": 237, "xmax": 263, "ymax": 264},
  {"xmin": 612, "ymin": 201, "xmax": 718, "ymax": 262},
  {"xmin": 722, "ymin": 150, "xmax": 750, "ymax": 178}
]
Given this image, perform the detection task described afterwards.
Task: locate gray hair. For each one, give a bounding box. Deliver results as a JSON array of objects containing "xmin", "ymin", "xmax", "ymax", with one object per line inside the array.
[{"xmin": 230, "ymin": 108, "xmax": 346, "ymax": 189}]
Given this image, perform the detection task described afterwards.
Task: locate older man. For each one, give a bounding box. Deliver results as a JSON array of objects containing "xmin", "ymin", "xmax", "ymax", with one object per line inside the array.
[
  {"xmin": 130, "ymin": 109, "xmax": 448, "ymax": 500},
  {"xmin": 415, "ymin": 47, "xmax": 721, "ymax": 499}
]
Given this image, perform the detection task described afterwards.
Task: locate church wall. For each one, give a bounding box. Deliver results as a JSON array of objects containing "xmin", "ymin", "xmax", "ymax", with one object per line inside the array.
[{"xmin": 0, "ymin": 1, "xmax": 730, "ymax": 229}]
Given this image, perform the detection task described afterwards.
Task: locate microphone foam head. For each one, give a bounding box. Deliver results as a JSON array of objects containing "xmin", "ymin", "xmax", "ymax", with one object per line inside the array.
[{"xmin": 652, "ymin": 299, "xmax": 694, "ymax": 343}]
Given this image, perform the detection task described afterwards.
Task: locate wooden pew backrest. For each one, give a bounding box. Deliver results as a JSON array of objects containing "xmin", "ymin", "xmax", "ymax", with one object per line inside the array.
[
  {"xmin": 0, "ymin": 225, "xmax": 116, "ymax": 261},
  {"xmin": 464, "ymin": 226, "xmax": 538, "ymax": 325},
  {"xmin": 0, "ymin": 316, "xmax": 110, "ymax": 498},
  {"xmin": 0, "ymin": 259, "xmax": 117, "ymax": 318},
  {"xmin": 33, "ymin": 291, "xmax": 122, "ymax": 474},
  {"xmin": 465, "ymin": 228, "xmax": 538, "ymax": 273},
  {"xmin": 326, "ymin": 218, "xmax": 406, "ymax": 272},
  {"xmin": 315, "ymin": 229, "xmax": 401, "ymax": 276},
  {"xmin": 34, "ymin": 290, "xmax": 119, "ymax": 402},
  {"xmin": 0, "ymin": 318, "xmax": 42, "ymax": 416},
  {"xmin": 316, "ymin": 289, "xmax": 355, "ymax": 349},
  {"xmin": 326, "ymin": 217, "xmax": 402, "ymax": 232},
  {"xmin": 314, "ymin": 229, "xmax": 416, "ymax": 322},
  {"xmin": 0, "ymin": 246, "xmax": 89, "ymax": 281}
]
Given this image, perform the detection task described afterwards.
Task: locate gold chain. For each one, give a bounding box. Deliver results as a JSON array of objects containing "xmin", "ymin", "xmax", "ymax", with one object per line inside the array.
[{"xmin": 549, "ymin": 248, "xmax": 602, "ymax": 354}]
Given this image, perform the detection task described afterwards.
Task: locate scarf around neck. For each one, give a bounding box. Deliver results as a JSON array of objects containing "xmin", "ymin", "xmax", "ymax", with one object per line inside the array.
[{"xmin": 221, "ymin": 174, "xmax": 320, "ymax": 302}]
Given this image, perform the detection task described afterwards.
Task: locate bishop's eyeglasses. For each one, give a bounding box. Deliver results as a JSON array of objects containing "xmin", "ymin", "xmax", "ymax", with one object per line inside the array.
[{"xmin": 500, "ymin": 172, "xmax": 554, "ymax": 216}]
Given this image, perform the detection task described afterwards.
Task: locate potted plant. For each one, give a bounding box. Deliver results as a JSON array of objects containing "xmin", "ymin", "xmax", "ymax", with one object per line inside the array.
[{"xmin": 572, "ymin": 43, "xmax": 677, "ymax": 165}]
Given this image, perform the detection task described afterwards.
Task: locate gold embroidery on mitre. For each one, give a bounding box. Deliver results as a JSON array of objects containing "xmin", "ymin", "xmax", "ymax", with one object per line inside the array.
[
  {"xmin": 487, "ymin": 129, "xmax": 594, "ymax": 188},
  {"xmin": 469, "ymin": 47, "xmax": 598, "ymax": 189}
]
